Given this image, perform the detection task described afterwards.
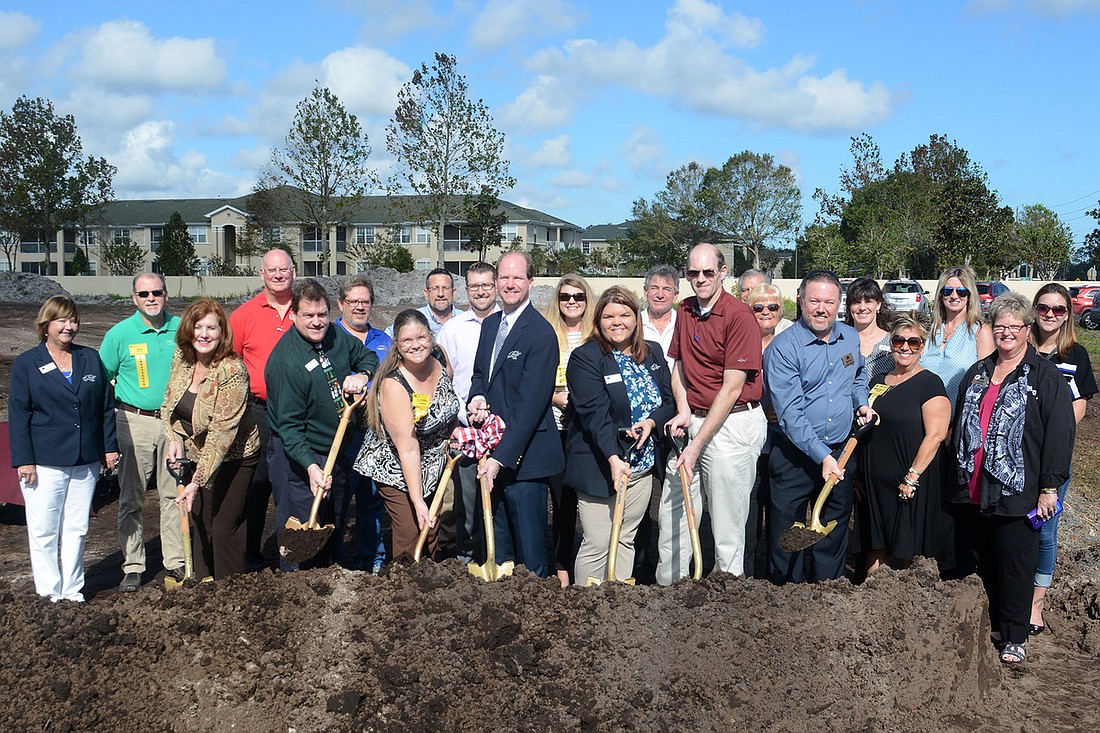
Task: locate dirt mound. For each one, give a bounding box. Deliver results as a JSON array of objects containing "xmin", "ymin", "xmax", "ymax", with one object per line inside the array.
[
  {"xmin": 0, "ymin": 557, "xmax": 1058, "ymax": 733},
  {"xmin": 0, "ymin": 272, "xmax": 66, "ymax": 303}
]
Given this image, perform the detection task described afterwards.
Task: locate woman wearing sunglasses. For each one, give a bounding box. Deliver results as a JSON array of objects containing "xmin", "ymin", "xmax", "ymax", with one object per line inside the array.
[
  {"xmin": 543, "ymin": 274, "xmax": 595, "ymax": 586},
  {"xmin": 921, "ymin": 265, "xmax": 994, "ymax": 415},
  {"xmin": 745, "ymin": 282, "xmax": 793, "ymax": 349},
  {"xmin": 858, "ymin": 315, "xmax": 951, "ymax": 576},
  {"xmin": 843, "ymin": 277, "xmax": 894, "ymax": 384},
  {"xmin": 1027, "ymin": 283, "xmax": 1096, "ymax": 636}
]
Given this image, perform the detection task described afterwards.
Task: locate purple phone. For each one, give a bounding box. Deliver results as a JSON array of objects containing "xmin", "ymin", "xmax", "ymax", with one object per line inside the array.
[{"xmin": 1027, "ymin": 500, "xmax": 1063, "ymax": 530}]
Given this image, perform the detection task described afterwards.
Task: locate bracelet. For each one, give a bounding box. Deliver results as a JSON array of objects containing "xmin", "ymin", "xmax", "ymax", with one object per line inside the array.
[
  {"xmin": 1039, "ymin": 488, "xmax": 1059, "ymax": 495},
  {"xmin": 907, "ymin": 467, "xmax": 921, "ymax": 477},
  {"xmin": 902, "ymin": 477, "xmax": 919, "ymax": 489}
]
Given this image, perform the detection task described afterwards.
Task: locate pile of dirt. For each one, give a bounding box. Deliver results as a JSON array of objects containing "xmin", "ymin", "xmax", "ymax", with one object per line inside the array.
[
  {"xmin": 0, "ymin": 272, "xmax": 66, "ymax": 303},
  {"xmin": 3, "ymin": 556, "xmax": 1096, "ymax": 732}
]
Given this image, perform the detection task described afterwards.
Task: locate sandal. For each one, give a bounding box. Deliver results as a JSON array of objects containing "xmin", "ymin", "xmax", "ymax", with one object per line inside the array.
[{"xmin": 1000, "ymin": 642, "xmax": 1026, "ymax": 665}]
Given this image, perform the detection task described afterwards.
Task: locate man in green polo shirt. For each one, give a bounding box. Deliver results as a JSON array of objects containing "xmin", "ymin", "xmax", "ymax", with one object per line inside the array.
[
  {"xmin": 265, "ymin": 278, "xmax": 378, "ymax": 570},
  {"xmin": 100, "ymin": 272, "xmax": 183, "ymax": 592}
]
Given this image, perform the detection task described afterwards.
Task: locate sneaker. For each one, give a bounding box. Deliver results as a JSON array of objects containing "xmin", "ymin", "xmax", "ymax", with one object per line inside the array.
[
  {"xmin": 119, "ymin": 572, "xmax": 142, "ymax": 593},
  {"xmin": 165, "ymin": 567, "xmax": 186, "ymax": 583}
]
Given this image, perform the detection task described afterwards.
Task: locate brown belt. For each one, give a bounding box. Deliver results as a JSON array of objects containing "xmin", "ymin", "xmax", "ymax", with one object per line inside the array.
[
  {"xmin": 116, "ymin": 401, "xmax": 160, "ymax": 419},
  {"xmin": 690, "ymin": 401, "xmax": 760, "ymax": 419}
]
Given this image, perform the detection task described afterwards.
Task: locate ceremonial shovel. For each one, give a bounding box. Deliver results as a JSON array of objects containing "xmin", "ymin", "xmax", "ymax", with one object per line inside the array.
[
  {"xmin": 664, "ymin": 424, "xmax": 703, "ymax": 581},
  {"xmin": 412, "ymin": 449, "xmax": 461, "ymax": 562},
  {"xmin": 587, "ymin": 428, "xmax": 639, "ymax": 586}
]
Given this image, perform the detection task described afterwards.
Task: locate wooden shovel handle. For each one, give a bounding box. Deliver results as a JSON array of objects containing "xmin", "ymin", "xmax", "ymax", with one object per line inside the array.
[
  {"xmin": 307, "ymin": 391, "xmax": 366, "ymax": 529},
  {"xmin": 413, "ymin": 451, "xmax": 461, "ymax": 562},
  {"xmin": 606, "ymin": 471, "xmax": 630, "ymax": 582}
]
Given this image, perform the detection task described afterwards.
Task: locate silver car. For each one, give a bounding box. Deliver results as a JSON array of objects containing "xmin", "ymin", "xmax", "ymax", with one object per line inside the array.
[{"xmin": 883, "ymin": 280, "xmax": 931, "ymax": 315}]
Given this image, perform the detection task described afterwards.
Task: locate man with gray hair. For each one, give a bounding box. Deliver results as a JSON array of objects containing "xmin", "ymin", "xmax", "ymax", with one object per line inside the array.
[
  {"xmin": 100, "ymin": 272, "xmax": 182, "ymax": 592},
  {"xmin": 642, "ymin": 264, "xmax": 679, "ymax": 371},
  {"xmin": 738, "ymin": 268, "xmax": 772, "ymax": 301}
]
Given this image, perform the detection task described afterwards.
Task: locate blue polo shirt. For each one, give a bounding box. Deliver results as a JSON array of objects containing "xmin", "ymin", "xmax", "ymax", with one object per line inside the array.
[
  {"xmin": 337, "ymin": 317, "xmax": 392, "ymax": 361},
  {"xmin": 763, "ymin": 318, "xmax": 868, "ymax": 463}
]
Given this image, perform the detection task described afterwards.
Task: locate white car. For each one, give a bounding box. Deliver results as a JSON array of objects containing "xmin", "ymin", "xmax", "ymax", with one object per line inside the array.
[{"xmin": 882, "ymin": 280, "xmax": 931, "ymax": 315}]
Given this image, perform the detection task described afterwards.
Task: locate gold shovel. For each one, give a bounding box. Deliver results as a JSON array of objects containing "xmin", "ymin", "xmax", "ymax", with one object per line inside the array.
[
  {"xmin": 165, "ymin": 458, "xmax": 195, "ymax": 590},
  {"xmin": 665, "ymin": 425, "xmax": 703, "ymax": 580},
  {"xmin": 467, "ymin": 456, "xmax": 514, "ymax": 581},
  {"xmin": 778, "ymin": 415, "xmax": 878, "ymax": 552},
  {"xmin": 280, "ymin": 391, "xmax": 365, "ymax": 565},
  {"xmin": 412, "ymin": 449, "xmax": 461, "ymax": 562},
  {"xmin": 588, "ymin": 430, "xmax": 639, "ymax": 586}
]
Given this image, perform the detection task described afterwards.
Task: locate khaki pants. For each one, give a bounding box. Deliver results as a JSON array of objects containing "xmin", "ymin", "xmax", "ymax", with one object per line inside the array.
[
  {"xmin": 574, "ymin": 470, "xmax": 653, "ymax": 584},
  {"xmin": 116, "ymin": 410, "xmax": 183, "ymax": 574}
]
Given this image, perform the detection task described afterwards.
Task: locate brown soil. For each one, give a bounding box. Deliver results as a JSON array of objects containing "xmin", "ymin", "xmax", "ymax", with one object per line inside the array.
[{"xmin": 2, "ymin": 301, "xmax": 1100, "ymax": 731}]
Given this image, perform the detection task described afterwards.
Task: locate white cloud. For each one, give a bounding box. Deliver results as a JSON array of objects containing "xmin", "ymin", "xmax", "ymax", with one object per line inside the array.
[
  {"xmin": 549, "ymin": 169, "xmax": 594, "ymax": 187},
  {"xmin": 620, "ymin": 125, "xmax": 667, "ymax": 176},
  {"xmin": 322, "ymin": 47, "xmax": 411, "ymax": 117},
  {"xmin": 503, "ymin": 0, "xmax": 894, "ymax": 134},
  {"xmin": 57, "ymin": 87, "xmax": 154, "ymax": 132},
  {"xmin": 469, "ymin": 0, "xmax": 583, "ymax": 50},
  {"xmin": 774, "ymin": 148, "xmax": 803, "ymax": 186},
  {"xmin": 70, "ymin": 19, "xmax": 227, "ymax": 92},
  {"xmin": 0, "ymin": 10, "xmax": 40, "ymax": 51},
  {"xmin": 332, "ymin": 0, "xmax": 442, "ymax": 37},
  {"xmin": 110, "ymin": 120, "xmax": 244, "ymax": 197},
  {"xmin": 527, "ymin": 134, "xmax": 573, "ymax": 167}
]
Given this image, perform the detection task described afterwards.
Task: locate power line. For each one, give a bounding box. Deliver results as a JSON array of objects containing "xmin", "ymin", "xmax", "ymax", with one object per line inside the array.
[{"xmin": 1051, "ymin": 188, "xmax": 1100, "ymax": 209}]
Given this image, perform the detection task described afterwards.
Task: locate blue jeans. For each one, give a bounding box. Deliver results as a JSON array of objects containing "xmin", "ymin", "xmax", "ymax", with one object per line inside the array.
[
  {"xmin": 1034, "ymin": 469, "xmax": 1070, "ymax": 588},
  {"xmin": 345, "ymin": 432, "xmax": 386, "ymax": 571}
]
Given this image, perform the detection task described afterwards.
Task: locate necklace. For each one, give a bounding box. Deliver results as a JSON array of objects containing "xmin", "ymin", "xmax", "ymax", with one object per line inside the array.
[{"xmin": 47, "ymin": 345, "xmax": 73, "ymax": 371}]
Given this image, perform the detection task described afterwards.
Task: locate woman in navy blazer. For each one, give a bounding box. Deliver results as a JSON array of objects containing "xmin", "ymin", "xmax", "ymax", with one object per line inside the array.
[
  {"xmin": 565, "ymin": 286, "xmax": 675, "ymax": 584},
  {"xmin": 9, "ymin": 296, "xmax": 118, "ymax": 602}
]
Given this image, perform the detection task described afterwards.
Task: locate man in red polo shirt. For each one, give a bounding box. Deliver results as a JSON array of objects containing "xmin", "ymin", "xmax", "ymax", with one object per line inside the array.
[
  {"xmin": 658, "ymin": 242, "xmax": 766, "ymax": 583},
  {"xmin": 230, "ymin": 248, "xmax": 295, "ymax": 569}
]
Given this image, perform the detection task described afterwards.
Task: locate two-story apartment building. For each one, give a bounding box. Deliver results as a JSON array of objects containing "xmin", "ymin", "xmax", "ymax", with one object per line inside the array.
[{"xmin": 7, "ymin": 193, "xmax": 583, "ymax": 277}]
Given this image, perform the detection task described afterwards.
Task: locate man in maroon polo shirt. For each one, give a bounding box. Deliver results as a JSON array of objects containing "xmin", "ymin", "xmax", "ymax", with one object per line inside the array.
[
  {"xmin": 658, "ymin": 242, "xmax": 767, "ymax": 583},
  {"xmin": 229, "ymin": 248, "xmax": 295, "ymax": 569}
]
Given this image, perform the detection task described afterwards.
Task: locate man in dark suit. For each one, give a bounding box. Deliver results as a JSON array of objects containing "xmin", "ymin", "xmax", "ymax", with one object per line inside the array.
[{"xmin": 467, "ymin": 251, "xmax": 563, "ymax": 578}]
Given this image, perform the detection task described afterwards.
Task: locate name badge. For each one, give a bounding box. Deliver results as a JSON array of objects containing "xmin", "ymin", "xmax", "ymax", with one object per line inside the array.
[
  {"xmin": 555, "ymin": 364, "xmax": 567, "ymax": 387},
  {"xmin": 411, "ymin": 392, "xmax": 431, "ymax": 421},
  {"xmin": 304, "ymin": 359, "xmax": 320, "ymax": 372},
  {"xmin": 39, "ymin": 362, "xmax": 58, "ymax": 374},
  {"xmin": 842, "ymin": 353, "xmax": 855, "ymax": 367},
  {"xmin": 868, "ymin": 383, "xmax": 890, "ymax": 407},
  {"xmin": 604, "ymin": 373, "xmax": 623, "ymax": 385},
  {"xmin": 128, "ymin": 343, "xmax": 149, "ymax": 357}
]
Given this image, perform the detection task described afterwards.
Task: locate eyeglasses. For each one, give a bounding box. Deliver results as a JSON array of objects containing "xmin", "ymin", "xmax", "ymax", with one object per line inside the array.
[
  {"xmin": 342, "ymin": 299, "xmax": 372, "ymax": 307},
  {"xmin": 941, "ymin": 287, "xmax": 970, "ymax": 298},
  {"xmin": 398, "ymin": 334, "xmax": 432, "ymax": 348},
  {"xmin": 992, "ymin": 324, "xmax": 1027, "ymax": 334},
  {"xmin": 1035, "ymin": 303, "xmax": 1068, "ymax": 317},
  {"xmin": 686, "ymin": 268, "xmax": 718, "ymax": 280},
  {"xmin": 467, "ymin": 283, "xmax": 495, "ymax": 291},
  {"xmin": 558, "ymin": 292, "xmax": 587, "ymax": 303},
  {"xmin": 135, "ymin": 289, "xmax": 166, "ymax": 298},
  {"xmin": 890, "ymin": 335, "xmax": 925, "ymax": 349},
  {"xmin": 751, "ymin": 303, "xmax": 780, "ymax": 313}
]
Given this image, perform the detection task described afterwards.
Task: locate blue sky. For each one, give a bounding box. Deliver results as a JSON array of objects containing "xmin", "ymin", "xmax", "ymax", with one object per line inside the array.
[{"xmin": 2, "ymin": 0, "xmax": 1098, "ymax": 247}]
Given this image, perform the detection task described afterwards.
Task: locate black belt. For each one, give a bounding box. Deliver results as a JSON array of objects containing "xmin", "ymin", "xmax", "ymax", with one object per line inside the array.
[
  {"xmin": 251, "ymin": 396, "xmax": 267, "ymax": 407},
  {"xmin": 690, "ymin": 401, "xmax": 760, "ymax": 419},
  {"xmin": 116, "ymin": 401, "xmax": 160, "ymax": 419}
]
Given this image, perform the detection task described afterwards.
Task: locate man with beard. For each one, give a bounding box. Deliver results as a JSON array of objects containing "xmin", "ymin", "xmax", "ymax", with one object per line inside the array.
[{"xmin": 764, "ymin": 269, "xmax": 873, "ymax": 583}]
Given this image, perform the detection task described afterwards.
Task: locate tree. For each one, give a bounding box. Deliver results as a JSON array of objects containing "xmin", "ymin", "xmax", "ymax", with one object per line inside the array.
[
  {"xmin": 70, "ymin": 247, "xmax": 90, "ymax": 275},
  {"xmin": 550, "ymin": 246, "xmax": 587, "ymax": 275},
  {"xmin": 462, "ymin": 186, "xmax": 509, "ymax": 262},
  {"xmin": 625, "ymin": 162, "xmax": 714, "ymax": 271},
  {"xmin": 1015, "ymin": 204, "xmax": 1073, "ymax": 280},
  {"xmin": 387, "ymin": 52, "xmax": 515, "ymax": 268},
  {"xmin": 0, "ymin": 229, "xmax": 19, "ymax": 271},
  {"xmin": 99, "ymin": 229, "xmax": 146, "ymax": 276},
  {"xmin": 1083, "ymin": 200, "xmax": 1100, "ymax": 274},
  {"xmin": 257, "ymin": 86, "xmax": 375, "ymax": 275},
  {"xmin": 701, "ymin": 151, "xmax": 802, "ymax": 270},
  {"xmin": 348, "ymin": 231, "xmax": 415, "ymax": 272},
  {"xmin": 0, "ymin": 96, "xmax": 116, "ymax": 271},
  {"xmin": 156, "ymin": 211, "xmax": 196, "ymax": 275}
]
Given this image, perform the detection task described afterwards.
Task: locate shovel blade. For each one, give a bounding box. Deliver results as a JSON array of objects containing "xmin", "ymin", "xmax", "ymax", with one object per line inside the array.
[
  {"xmin": 776, "ymin": 520, "xmax": 838, "ymax": 553},
  {"xmin": 467, "ymin": 560, "xmax": 514, "ymax": 582},
  {"xmin": 279, "ymin": 523, "xmax": 335, "ymax": 565}
]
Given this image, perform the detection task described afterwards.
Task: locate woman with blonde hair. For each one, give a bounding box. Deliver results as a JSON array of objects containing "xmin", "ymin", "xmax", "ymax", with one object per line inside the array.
[
  {"xmin": 543, "ymin": 273, "xmax": 596, "ymax": 586},
  {"xmin": 921, "ymin": 265, "xmax": 994, "ymax": 413}
]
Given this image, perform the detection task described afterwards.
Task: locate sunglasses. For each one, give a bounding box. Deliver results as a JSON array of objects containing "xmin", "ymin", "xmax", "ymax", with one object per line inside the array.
[
  {"xmin": 686, "ymin": 268, "xmax": 718, "ymax": 280},
  {"xmin": 941, "ymin": 286, "xmax": 970, "ymax": 298},
  {"xmin": 752, "ymin": 303, "xmax": 781, "ymax": 313},
  {"xmin": 558, "ymin": 292, "xmax": 587, "ymax": 303},
  {"xmin": 1035, "ymin": 303, "xmax": 1068, "ymax": 317},
  {"xmin": 890, "ymin": 335, "xmax": 925, "ymax": 349},
  {"xmin": 135, "ymin": 289, "xmax": 166, "ymax": 298}
]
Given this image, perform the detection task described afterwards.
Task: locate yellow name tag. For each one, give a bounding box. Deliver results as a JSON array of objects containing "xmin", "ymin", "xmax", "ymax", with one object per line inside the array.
[
  {"xmin": 411, "ymin": 392, "xmax": 430, "ymax": 421},
  {"xmin": 555, "ymin": 364, "xmax": 567, "ymax": 387},
  {"xmin": 129, "ymin": 343, "xmax": 149, "ymax": 357},
  {"xmin": 868, "ymin": 383, "xmax": 890, "ymax": 407}
]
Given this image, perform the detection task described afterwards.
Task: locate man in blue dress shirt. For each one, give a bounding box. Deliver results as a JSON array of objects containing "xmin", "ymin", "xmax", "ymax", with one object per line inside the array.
[{"xmin": 763, "ymin": 269, "xmax": 874, "ymax": 583}]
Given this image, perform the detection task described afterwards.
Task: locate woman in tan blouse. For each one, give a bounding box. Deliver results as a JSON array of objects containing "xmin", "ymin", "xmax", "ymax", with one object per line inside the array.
[{"xmin": 162, "ymin": 298, "xmax": 259, "ymax": 580}]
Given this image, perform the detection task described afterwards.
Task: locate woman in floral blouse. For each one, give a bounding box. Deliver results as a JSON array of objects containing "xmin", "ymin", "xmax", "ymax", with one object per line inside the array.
[{"xmin": 162, "ymin": 299, "xmax": 259, "ymax": 580}]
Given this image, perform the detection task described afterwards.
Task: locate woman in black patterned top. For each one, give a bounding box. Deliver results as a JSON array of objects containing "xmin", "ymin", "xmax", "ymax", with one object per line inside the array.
[{"xmin": 354, "ymin": 310, "xmax": 460, "ymax": 560}]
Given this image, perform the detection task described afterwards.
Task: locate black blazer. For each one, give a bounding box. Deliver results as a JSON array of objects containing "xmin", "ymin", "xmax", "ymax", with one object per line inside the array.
[
  {"xmin": 468, "ymin": 303, "xmax": 564, "ymax": 480},
  {"xmin": 9, "ymin": 343, "xmax": 118, "ymax": 468},
  {"xmin": 563, "ymin": 339, "xmax": 675, "ymax": 497}
]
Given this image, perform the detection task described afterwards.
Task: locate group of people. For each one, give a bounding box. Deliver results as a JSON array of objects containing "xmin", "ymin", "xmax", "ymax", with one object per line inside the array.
[{"xmin": 9, "ymin": 251, "xmax": 1086, "ymax": 667}]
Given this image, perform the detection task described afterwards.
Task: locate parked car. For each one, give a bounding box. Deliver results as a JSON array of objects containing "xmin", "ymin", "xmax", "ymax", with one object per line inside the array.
[
  {"xmin": 882, "ymin": 280, "xmax": 930, "ymax": 315},
  {"xmin": 1069, "ymin": 284, "xmax": 1100, "ymax": 324},
  {"xmin": 837, "ymin": 277, "xmax": 857, "ymax": 319},
  {"xmin": 976, "ymin": 281, "xmax": 1009, "ymax": 315},
  {"xmin": 1082, "ymin": 288, "xmax": 1100, "ymax": 330}
]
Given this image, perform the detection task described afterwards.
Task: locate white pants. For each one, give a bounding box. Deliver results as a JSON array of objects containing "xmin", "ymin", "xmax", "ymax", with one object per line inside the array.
[
  {"xmin": 574, "ymin": 471, "xmax": 653, "ymax": 584},
  {"xmin": 657, "ymin": 407, "xmax": 767, "ymax": 584},
  {"xmin": 21, "ymin": 464, "xmax": 97, "ymax": 602}
]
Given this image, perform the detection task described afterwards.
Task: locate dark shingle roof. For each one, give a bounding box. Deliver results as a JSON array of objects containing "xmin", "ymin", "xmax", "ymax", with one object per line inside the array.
[{"xmin": 581, "ymin": 222, "xmax": 634, "ymax": 242}]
